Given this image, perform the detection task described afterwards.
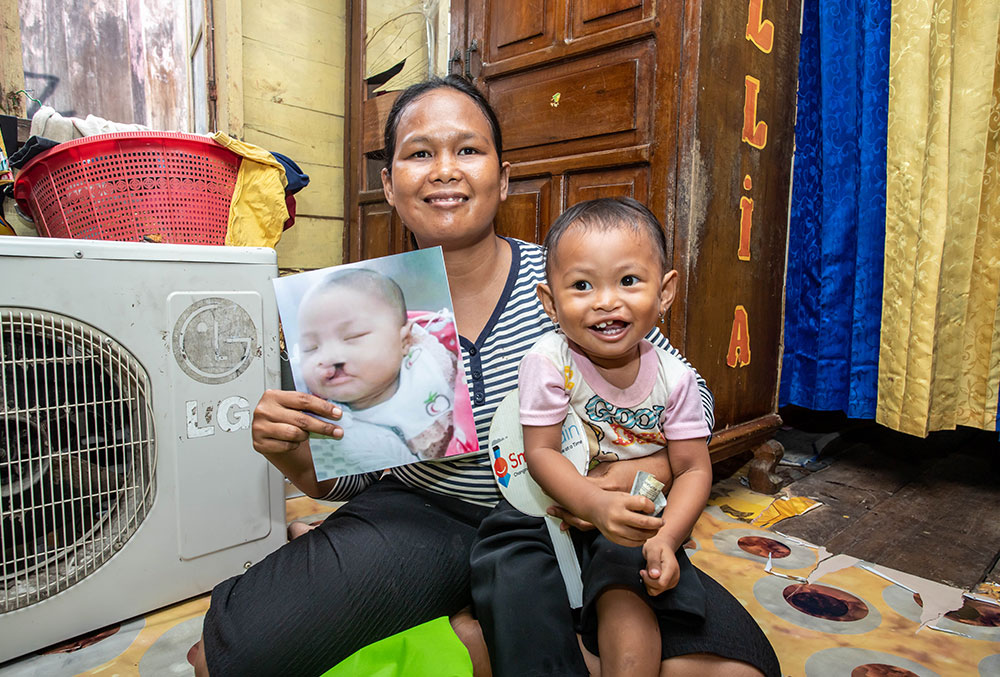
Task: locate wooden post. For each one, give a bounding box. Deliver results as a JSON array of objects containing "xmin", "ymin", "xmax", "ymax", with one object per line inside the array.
[
  {"xmin": 1, "ymin": 0, "xmax": 26, "ymax": 117},
  {"xmin": 210, "ymin": 0, "xmax": 244, "ymax": 137}
]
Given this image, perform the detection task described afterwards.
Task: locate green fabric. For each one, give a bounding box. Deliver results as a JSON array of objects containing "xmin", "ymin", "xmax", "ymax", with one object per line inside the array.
[{"xmin": 320, "ymin": 617, "xmax": 473, "ymax": 677}]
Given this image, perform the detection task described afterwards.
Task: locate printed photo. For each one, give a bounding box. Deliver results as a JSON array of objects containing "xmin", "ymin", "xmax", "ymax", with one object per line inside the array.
[{"xmin": 273, "ymin": 247, "xmax": 479, "ymax": 480}]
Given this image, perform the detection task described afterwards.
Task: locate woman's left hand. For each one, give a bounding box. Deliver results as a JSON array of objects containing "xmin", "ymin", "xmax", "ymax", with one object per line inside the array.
[
  {"xmin": 546, "ymin": 503, "xmax": 595, "ymax": 531},
  {"xmin": 586, "ymin": 449, "xmax": 674, "ymax": 493}
]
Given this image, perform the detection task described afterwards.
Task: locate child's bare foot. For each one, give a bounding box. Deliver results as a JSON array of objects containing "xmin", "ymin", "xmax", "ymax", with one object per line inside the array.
[{"xmin": 287, "ymin": 521, "xmax": 320, "ymax": 540}]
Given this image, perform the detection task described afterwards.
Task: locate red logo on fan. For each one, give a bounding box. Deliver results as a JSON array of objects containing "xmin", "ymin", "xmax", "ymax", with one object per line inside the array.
[{"xmin": 491, "ymin": 444, "xmax": 510, "ymax": 487}]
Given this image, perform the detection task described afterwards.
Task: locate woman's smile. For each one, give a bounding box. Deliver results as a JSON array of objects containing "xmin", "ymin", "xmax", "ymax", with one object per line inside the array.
[{"xmin": 423, "ymin": 190, "xmax": 469, "ymax": 206}]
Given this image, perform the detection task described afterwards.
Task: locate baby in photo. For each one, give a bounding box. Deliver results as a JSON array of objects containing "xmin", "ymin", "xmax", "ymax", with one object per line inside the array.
[{"xmin": 296, "ymin": 267, "xmax": 457, "ymax": 460}]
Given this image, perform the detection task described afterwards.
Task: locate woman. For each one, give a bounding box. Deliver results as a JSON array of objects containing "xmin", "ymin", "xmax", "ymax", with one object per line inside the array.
[{"xmin": 191, "ymin": 75, "xmax": 779, "ymax": 677}]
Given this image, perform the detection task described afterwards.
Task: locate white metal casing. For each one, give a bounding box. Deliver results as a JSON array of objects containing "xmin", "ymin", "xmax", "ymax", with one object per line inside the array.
[{"xmin": 0, "ymin": 237, "xmax": 286, "ymax": 662}]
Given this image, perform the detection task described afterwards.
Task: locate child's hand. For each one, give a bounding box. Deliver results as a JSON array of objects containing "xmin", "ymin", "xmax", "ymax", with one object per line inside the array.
[
  {"xmin": 640, "ymin": 538, "xmax": 680, "ymax": 596},
  {"xmin": 546, "ymin": 504, "xmax": 595, "ymax": 532},
  {"xmin": 588, "ymin": 491, "xmax": 662, "ymax": 547}
]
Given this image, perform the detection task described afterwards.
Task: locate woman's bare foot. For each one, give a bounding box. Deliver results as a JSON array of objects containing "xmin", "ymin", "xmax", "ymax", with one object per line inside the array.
[
  {"xmin": 187, "ymin": 637, "xmax": 209, "ymax": 676},
  {"xmin": 450, "ymin": 607, "xmax": 492, "ymax": 677}
]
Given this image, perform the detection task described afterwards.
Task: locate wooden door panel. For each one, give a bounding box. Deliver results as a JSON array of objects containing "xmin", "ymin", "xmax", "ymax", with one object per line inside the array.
[
  {"xmin": 565, "ymin": 165, "xmax": 649, "ymax": 207},
  {"xmin": 496, "ymin": 175, "xmax": 555, "ymax": 243},
  {"xmin": 494, "ymin": 59, "xmax": 639, "ymax": 151},
  {"xmin": 573, "ymin": 0, "xmax": 651, "ymax": 38},
  {"xmin": 485, "ymin": 0, "xmax": 557, "ymax": 62},
  {"xmin": 354, "ymin": 200, "xmax": 407, "ymax": 262},
  {"xmin": 488, "ymin": 40, "xmax": 654, "ymax": 163}
]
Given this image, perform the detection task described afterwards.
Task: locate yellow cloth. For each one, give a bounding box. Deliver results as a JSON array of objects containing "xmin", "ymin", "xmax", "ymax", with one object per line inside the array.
[
  {"xmin": 0, "ymin": 179, "xmax": 14, "ymax": 236},
  {"xmin": 211, "ymin": 132, "xmax": 289, "ymax": 248},
  {"xmin": 878, "ymin": 1, "xmax": 1000, "ymax": 436}
]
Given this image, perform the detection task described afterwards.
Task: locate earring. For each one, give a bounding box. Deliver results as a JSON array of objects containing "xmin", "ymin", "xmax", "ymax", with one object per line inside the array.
[{"xmin": 659, "ymin": 311, "xmax": 665, "ymax": 323}]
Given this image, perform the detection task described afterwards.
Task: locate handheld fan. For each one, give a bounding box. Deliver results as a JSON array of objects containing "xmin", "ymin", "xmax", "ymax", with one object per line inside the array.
[{"xmin": 487, "ymin": 390, "xmax": 587, "ymax": 608}]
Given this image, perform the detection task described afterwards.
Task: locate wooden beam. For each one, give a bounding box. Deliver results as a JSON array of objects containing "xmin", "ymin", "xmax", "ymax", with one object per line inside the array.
[
  {"xmin": 210, "ymin": 0, "xmax": 244, "ymax": 137},
  {"xmin": 0, "ymin": 0, "xmax": 26, "ymax": 117}
]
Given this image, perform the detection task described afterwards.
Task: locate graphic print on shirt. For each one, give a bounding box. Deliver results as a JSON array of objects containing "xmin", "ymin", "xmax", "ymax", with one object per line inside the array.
[
  {"xmin": 582, "ymin": 394, "xmax": 667, "ymax": 469},
  {"xmin": 609, "ymin": 420, "xmax": 668, "ymax": 447},
  {"xmin": 563, "ymin": 366, "xmax": 575, "ymax": 390}
]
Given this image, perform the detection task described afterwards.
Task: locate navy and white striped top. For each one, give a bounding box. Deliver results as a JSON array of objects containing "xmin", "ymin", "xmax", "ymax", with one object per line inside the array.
[{"xmin": 324, "ymin": 238, "xmax": 715, "ymax": 507}]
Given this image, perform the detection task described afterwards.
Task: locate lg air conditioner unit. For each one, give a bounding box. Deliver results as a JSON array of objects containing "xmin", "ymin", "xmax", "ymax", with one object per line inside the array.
[{"xmin": 0, "ymin": 237, "xmax": 286, "ymax": 662}]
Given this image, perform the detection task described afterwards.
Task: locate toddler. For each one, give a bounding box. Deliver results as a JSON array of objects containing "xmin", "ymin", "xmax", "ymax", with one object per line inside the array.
[
  {"xmin": 296, "ymin": 268, "xmax": 457, "ymax": 461},
  {"xmin": 518, "ymin": 197, "xmax": 712, "ymax": 675}
]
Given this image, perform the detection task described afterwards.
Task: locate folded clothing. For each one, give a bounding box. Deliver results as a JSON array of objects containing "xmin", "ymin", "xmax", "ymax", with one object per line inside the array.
[{"xmin": 8, "ymin": 136, "xmax": 59, "ymax": 169}]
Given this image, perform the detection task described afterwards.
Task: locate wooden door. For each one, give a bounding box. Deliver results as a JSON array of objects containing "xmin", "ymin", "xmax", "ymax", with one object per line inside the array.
[
  {"xmin": 455, "ymin": 0, "xmax": 680, "ymax": 269},
  {"xmin": 346, "ymin": 0, "xmax": 678, "ymax": 264}
]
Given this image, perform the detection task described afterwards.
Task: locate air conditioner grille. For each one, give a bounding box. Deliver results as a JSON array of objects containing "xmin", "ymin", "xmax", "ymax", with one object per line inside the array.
[{"xmin": 1, "ymin": 309, "xmax": 156, "ymax": 612}]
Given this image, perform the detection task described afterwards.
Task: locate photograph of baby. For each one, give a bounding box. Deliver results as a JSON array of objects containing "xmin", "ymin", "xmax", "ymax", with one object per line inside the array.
[{"xmin": 273, "ymin": 247, "xmax": 479, "ymax": 480}]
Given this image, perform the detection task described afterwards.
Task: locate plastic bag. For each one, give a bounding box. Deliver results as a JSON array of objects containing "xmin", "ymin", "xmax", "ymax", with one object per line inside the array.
[{"xmin": 320, "ymin": 616, "xmax": 473, "ymax": 677}]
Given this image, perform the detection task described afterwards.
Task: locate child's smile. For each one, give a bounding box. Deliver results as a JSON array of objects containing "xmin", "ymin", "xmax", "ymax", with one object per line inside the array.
[{"xmin": 591, "ymin": 319, "xmax": 629, "ymax": 337}]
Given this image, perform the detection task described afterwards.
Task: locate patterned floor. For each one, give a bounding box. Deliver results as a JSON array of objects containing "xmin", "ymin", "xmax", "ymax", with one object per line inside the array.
[
  {"xmin": 692, "ymin": 503, "xmax": 1000, "ymax": 676},
  {"xmin": 2, "ymin": 490, "xmax": 998, "ymax": 676}
]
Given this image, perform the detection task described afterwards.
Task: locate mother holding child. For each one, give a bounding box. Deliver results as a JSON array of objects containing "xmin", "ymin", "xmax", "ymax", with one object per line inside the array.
[{"xmin": 190, "ymin": 75, "xmax": 780, "ymax": 677}]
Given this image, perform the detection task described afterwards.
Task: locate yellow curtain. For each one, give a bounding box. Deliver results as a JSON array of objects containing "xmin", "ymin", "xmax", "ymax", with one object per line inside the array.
[{"xmin": 878, "ymin": 1, "xmax": 1000, "ymax": 437}]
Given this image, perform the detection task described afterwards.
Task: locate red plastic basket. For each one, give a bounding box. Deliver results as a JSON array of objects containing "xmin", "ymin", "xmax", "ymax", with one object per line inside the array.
[{"xmin": 13, "ymin": 132, "xmax": 240, "ymax": 245}]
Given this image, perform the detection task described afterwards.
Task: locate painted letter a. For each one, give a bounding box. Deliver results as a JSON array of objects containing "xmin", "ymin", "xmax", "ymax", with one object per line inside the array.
[{"xmin": 726, "ymin": 305, "xmax": 751, "ymax": 368}]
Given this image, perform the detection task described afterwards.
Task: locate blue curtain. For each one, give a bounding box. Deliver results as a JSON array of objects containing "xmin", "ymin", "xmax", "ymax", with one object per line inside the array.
[{"xmin": 779, "ymin": 0, "xmax": 890, "ymax": 418}]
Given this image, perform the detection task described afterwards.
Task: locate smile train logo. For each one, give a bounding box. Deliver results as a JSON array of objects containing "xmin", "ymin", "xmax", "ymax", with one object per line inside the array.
[{"xmin": 491, "ymin": 444, "xmax": 510, "ymax": 487}]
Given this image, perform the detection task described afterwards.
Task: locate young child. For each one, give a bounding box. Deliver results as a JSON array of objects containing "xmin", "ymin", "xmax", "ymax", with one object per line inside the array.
[
  {"xmin": 518, "ymin": 197, "xmax": 713, "ymax": 675},
  {"xmin": 296, "ymin": 267, "xmax": 457, "ymax": 462}
]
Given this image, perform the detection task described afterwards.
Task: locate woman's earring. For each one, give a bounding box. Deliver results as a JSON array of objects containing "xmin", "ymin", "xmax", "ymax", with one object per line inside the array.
[{"xmin": 659, "ymin": 311, "xmax": 665, "ymax": 323}]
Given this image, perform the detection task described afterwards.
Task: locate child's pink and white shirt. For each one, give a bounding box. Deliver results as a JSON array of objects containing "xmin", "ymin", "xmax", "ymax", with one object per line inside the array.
[{"xmin": 518, "ymin": 331, "xmax": 710, "ymax": 471}]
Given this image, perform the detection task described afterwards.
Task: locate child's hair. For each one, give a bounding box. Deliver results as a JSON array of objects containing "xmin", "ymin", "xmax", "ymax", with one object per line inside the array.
[
  {"xmin": 382, "ymin": 75, "xmax": 504, "ymax": 174},
  {"xmin": 543, "ymin": 197, "xmax": 669, "ymax": 275},
  {"xmin": 303, "ymin": 268, "xmax": 408, "ymax": 325}
]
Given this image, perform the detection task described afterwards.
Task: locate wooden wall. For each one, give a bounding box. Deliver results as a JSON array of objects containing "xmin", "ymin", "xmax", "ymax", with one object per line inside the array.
[
  {"xmin": 17, "ymin": 0, "xmax": 187, "ymax": 131},
  {"xmin": 2, "ymin": 0, "xmax": 26, "ymax": 117},
  {"xmin": 10, "ymin": 0, "xmax": 345, "ymax": 270},
  {"xmin": 215, "ymin": 0, "xmax": 347, "ymax": 270}
]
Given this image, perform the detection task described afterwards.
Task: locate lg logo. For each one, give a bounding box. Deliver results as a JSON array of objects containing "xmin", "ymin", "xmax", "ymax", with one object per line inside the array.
[{"xmin": 186, "ymin": 397, "xmax": 251, "ymax": 438}]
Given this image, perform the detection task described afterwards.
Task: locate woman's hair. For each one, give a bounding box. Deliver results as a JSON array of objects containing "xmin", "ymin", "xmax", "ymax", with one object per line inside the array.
[
  {"xmin": 543, "ymin": 197, "xmax": 669, "ymax": 273},
  {"xmin": 382, "ymin": 75, "xmax": 503, "ymax": 175}
]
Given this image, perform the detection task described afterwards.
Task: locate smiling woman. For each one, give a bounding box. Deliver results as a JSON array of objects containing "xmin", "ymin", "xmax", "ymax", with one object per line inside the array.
[
  {"xmin": 191, "ymin": 76, "xmax": 777, "ymax": 677},
  {"xmin": 381, "ymin": 86, "xmax": 509, "ymax": 252}
]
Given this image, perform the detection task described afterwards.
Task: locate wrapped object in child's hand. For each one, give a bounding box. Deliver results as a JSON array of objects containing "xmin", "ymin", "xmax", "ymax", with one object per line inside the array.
[{"xmin": 630, "ymin": 470, "xmax": 667, "ymax": 516}]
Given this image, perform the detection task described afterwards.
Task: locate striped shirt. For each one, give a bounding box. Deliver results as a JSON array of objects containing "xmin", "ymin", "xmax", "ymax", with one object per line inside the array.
[{"xmin": 324, "ymin": 238, "xmax": 715, "ymax": 507}]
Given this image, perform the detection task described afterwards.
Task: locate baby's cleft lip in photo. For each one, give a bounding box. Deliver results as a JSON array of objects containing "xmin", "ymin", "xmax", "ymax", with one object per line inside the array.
[{"xmin": 321, "ymin": 368, "xmax": 352, "ymax": 385}]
